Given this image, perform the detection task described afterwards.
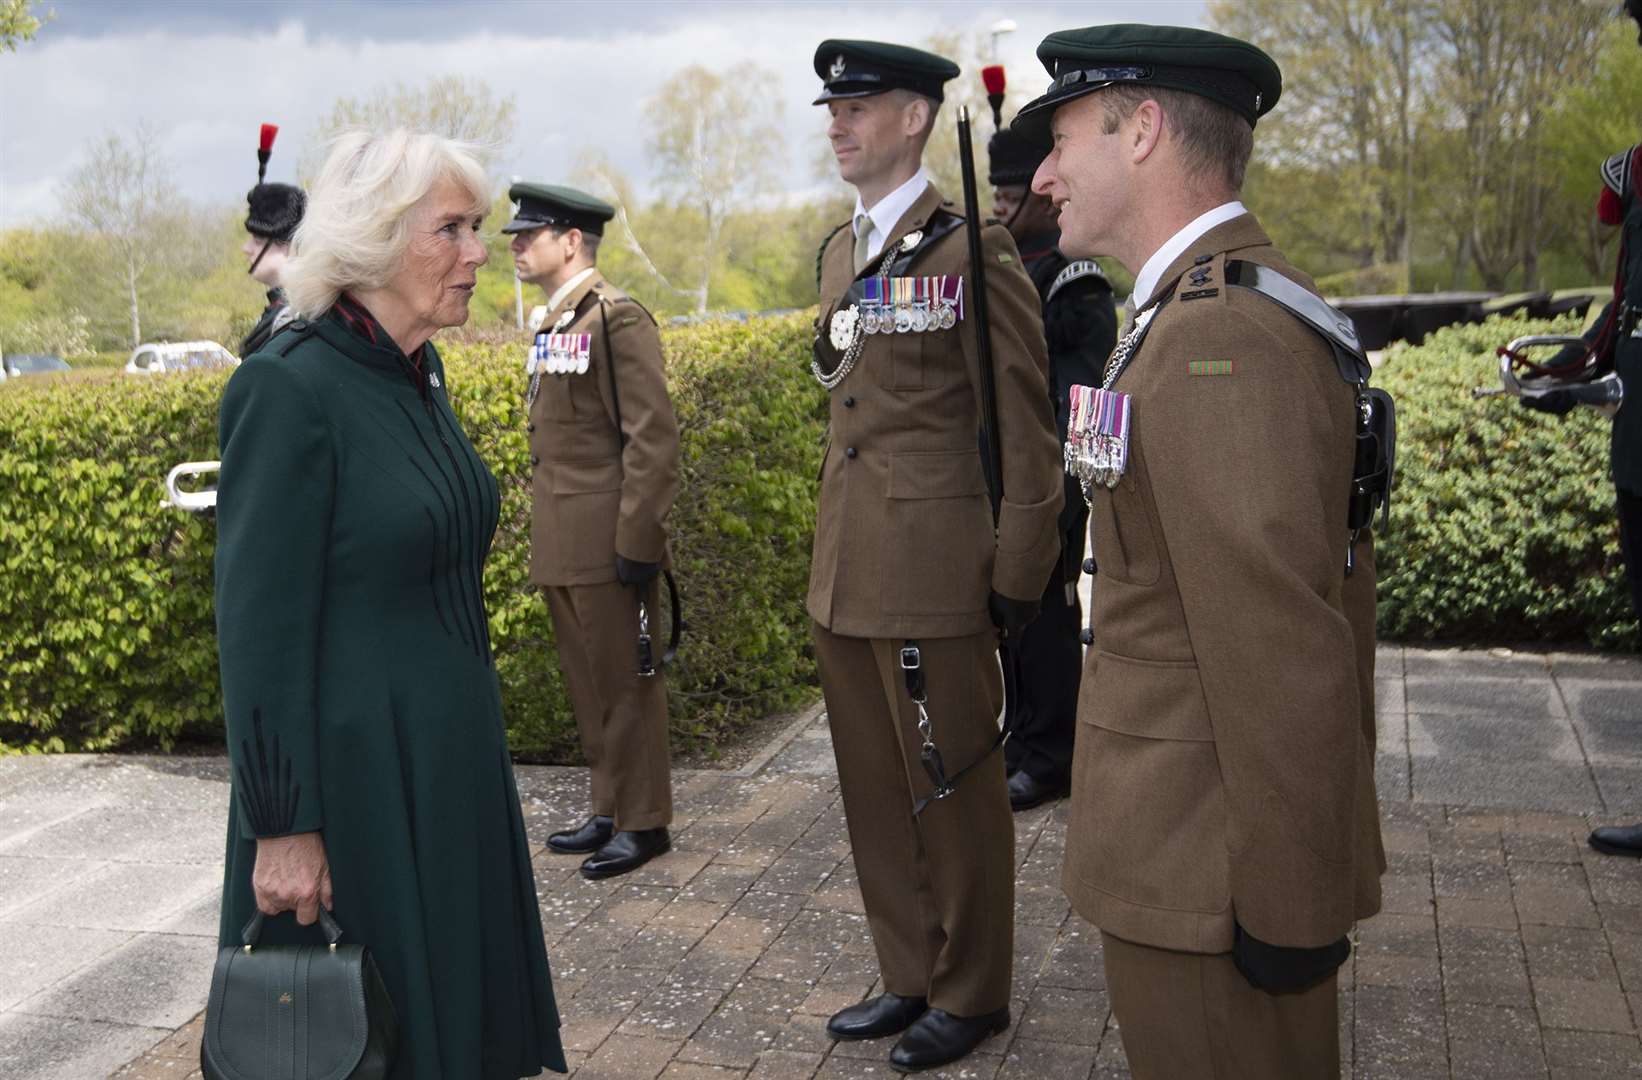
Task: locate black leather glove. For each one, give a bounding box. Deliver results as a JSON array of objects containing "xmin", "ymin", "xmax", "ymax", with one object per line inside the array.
[
  {"xmin": 987, "ymin": 590, "xmax": 1040, "ymax": 639},
  {"xmin": 615, "ymin": 555, "xmax": 661, "ymax": 586},
  {"xmin": 1232, "ymin": 922, "xmax": 1350, "ymax": 994},
  {"xmin": 1518, "ymin": 390, "xmax": 1577, "ymax": 416}
]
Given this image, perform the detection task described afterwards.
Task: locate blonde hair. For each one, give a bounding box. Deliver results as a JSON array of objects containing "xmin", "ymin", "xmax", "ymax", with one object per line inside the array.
[
  {"xmin": 1096, "ymin": 86, "xmax": 1253, "ymax": 194},
  {"xmin": 282, "ymin": 128, "xmax": 491, "ymax": 317}
]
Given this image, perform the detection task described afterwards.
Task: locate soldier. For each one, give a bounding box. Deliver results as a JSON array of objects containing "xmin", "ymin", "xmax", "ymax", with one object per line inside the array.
[
  {"xmin": 240, "ymin": 124, "xmax": 304, "ymax": 357},
  {"xmin": 505, "ymin": 183, "xmax": 681, "ymax": 880},
  {"xmin": 987, "ymin": 116, "xmax": 1118, "ymax": 811},
  {"xmin": 1019, "ymin": 24, "xmax": 1385, "ymax": 1076},
  {"xmin": 808, "ymin": 40, "xmax": 1064, "ymax": 1072}
]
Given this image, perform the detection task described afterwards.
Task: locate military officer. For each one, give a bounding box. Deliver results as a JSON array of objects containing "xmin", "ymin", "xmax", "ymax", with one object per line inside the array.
[
  {"xmin": 240, "ymin": 124, "xmax": 304, "ymax": 357},
  {"xmin": 987, "ymin": 118, "xmax": 1118, "ymax": 811},
  {"xmin": 808, "ymin": 40, "xmax": 1064, "ymax": 1072},
  {"xmin": 505, "ymin": 182, "xmax": 681, "ymax": 880},
  {"xmin": 1019, "ymin": 24, "xmax": 1385, "ymax": 1076}
]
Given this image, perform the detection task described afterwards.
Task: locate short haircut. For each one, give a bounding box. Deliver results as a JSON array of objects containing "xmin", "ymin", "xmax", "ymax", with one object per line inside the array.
[
  {"xmin": 282, "ymin": 128, "xmax": 490, "ymax": 316},
  {"xmin": 551, "ymin": 225, "xmax": 601, "ymax": 265},
  {"xmin": 887, "ymin": 88, "xmax": 940, "ymax": 143},
  {"xmin": 1096, "ymin": 85, "xmax": 1253, "ymax": 193}
]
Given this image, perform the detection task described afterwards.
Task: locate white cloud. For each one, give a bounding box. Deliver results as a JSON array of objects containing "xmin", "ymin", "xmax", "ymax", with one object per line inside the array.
[{"xmin": 0, "ymin": 1, "xmax": 1207, "ymax": 228}]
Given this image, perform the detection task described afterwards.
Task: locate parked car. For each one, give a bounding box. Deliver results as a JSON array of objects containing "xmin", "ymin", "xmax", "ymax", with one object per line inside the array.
[
  {"xmin": 2, "ymin": 353, "xmax": 71, "ymax": 378},
  {"xmin": 124, "ymin": 340, "xmax": 239, "ymax": 375}
]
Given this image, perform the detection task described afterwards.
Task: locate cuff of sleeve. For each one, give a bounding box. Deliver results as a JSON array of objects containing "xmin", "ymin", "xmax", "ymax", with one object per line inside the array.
[
  {"xmin": 615, "ymin": 522, "xmax": 668, "ymax": 566},
  {"xmin": 236, "ymin": 799, "xmax": 325, "ymax": 842},
  {"xmin": 1228, "ymin": 810, "xmax": 1357, "ymax": 948},
  {"xmin": 991, "ymin": 489, "xmax": 1063, "ymax": 601}
]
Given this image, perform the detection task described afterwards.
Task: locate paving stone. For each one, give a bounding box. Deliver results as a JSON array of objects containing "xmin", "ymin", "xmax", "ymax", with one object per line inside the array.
[
  {"xmin": 6, "ymin": 861, "xmax": 221, "ymax": 933},
  {"xmin": 1414, "ymin": 712, "xmax": 1581, "ymax": 763},
  {"xmin": 677, "ymin": 978, "xmax": 807, "ymax": 1069},
  {"xmin": 0, "ymin": 855, "xmax": 102, "ymax": 918},
  {"xmin": 577, "ymin": 1033, "xmax": 685, "ymax": 1079},
  {"xmin": 1405, "ymin": 649, "xmax": 1551, "ymax": 679},
  {"xmin": 1356, "ymin": 911, "xmax": 1439, "ymax": 956},
  {"xmin": 1438, "ymin": 896, "xmax": 1519, "ymax": 931},
  {"xmin": 0, "ymin": 921, "xmax": 133, "ymax": 1010},
  {"xmin": 1523, "ymin": 924, "xmax": 1621, "ymax": 984},
  {"xmin": 1017, "ymin": 985, "xmax": 1107, "ymax": 1047},
  {"xmin": 1353, "ymin": 986, "xmax": 1449, "ymax": 1078},
  {"xmin": 1440, "ymin": 927, "xmax": 1534, "ymax": 1008},
  {"xmin": 0, "ymin": 1012, "xmax": 172, "ymax": 1080},
  {"xmin": 1541, "ymin": 1028, "xmax": 1642, "ymax": 1074},
  {"xmin": 1405, "ymin": 676, "xmax": 1562, "ymax": 717},
  {"xmin": 1355, "ymin": 952, "xmax": 1441, "ymax": 990},
  {"xmin": 749, "ymin": 1049, "xmax": 824, "ymax": 1079},
  {"xmin": 1534, "ymin": 976, "xmax": 1636, "ymax": 1034},
  {"xmin": 1446, "ymin": 1002, "xmax": 1548, "ymax": 1080},
  {"xmin": 13, "ymin": 932, "xmax": 216, "ymax": 1029}
]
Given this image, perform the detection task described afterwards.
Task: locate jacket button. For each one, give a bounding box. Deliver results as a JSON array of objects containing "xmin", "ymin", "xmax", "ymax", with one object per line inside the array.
[
  {"xmin": 845, "ymin": 447, "xmax": 857, "ymax": 459},
  {"xmin": 1079, "ymin": 628, "xmax": 1095, "ymax": 646},
  {"xmin": 530, "ymin": 455, "xmax": 540, "ymax": 466},
  {"xmin": 1082, "ymin": 557, "xmax": 1096, "ymax": 575},
  {"xmin": 843, "ymin": 396, "xmax": 855, "ymax": 408},
  {"xmin": 527, "ymin": 422, "xmax": 535, "ymax": 433}
]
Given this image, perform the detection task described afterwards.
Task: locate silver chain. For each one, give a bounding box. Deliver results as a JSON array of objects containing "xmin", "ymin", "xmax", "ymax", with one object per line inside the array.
[{"xmin": 812, "ymin": 233, "xmax": 919, "ymax": 391}]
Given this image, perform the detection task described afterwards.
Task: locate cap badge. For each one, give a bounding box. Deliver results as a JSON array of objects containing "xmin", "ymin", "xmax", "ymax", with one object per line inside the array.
[
  {"xmin": 901, "ymin": 229, "xmax": 923, "ymax": 249},
  {"xmin": 830, "ymin": 55, "xmax": 846, "ymax": 80},
  {"xmin": 1255, "ymin": 92, "xmax": 1262, "ymax": 110}
]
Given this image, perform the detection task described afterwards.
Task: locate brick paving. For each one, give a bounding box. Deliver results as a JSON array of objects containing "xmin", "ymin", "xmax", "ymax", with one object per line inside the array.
[{"xmin": 3, "ymin": 646, "xmax": 1642, "ymax": 1077}]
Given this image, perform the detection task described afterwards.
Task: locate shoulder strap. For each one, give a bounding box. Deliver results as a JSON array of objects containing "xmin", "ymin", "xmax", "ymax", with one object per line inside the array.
[
  {"xmin": 1224, "ymin": 260, "xmax": 1370, "ymax": 385},
  {"xmin": 1046, "ymin": 259, "xmax": 1111, "ymax": 305},
  {"xmin": 815, "ymin": 220, "xmax": 850, "ymax": 291},
  {"xmin": 596, "ymin": 298, "xmax": 627, "ymax": 447},
  {"xmin": 267, "ymin": 318, "xmax": 319, "ymax": 357}
]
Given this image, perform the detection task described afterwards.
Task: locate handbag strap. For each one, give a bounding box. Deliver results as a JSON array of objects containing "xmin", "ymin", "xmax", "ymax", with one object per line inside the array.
[{"xmin": 241, "ymin": 905, "xmax": 344, "ymax": 950}]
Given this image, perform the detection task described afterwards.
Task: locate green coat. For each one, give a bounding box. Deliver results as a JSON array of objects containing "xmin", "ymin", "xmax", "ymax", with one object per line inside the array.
[{"xmin": 214, "ymin": 312, "xmax": 566, "ymax": 1078}]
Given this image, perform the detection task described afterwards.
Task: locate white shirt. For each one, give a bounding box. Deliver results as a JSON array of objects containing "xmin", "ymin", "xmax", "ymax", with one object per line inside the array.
[
  {"xmin": 545, "ymin": 266, "xmax": 598, "ymax": 317},
  {"xmin": 852, "ymin": 167, "xmax": 931, "ymax": 261},
  {"xmin": 1129, "ymin": 201, "xmax": 1248, "ymax": 311}
]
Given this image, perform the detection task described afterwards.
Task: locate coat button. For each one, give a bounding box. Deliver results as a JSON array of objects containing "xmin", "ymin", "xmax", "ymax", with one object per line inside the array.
[
  {"xmin": 843, "ymin": 396, "xmax": 855, "ymax": 408},
  {"xmin": 1082, "ymin": 557, "xmax": 1096, "ymax": 575},
  {"xmin": 1079, "ymin": 628, "xmax": 1095, "ymax": 646},
  {"xmin": 845, "ymin": 447, "xmax": 857, "ymax": 459},
  {"xmin": 530, "ymin": 454, "xmax": 540, "ymax": 466}
]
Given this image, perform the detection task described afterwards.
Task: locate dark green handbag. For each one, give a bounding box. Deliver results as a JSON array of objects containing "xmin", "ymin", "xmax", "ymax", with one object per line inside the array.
[{"xmin": 201, "ymin": 907, "xmax": 400, "ymax": 1079}]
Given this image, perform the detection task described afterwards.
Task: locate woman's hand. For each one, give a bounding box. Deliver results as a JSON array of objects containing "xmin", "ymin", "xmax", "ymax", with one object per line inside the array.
[{"xmin": 252, "ymin": 831, "xmax": 333, "ymax": 925}]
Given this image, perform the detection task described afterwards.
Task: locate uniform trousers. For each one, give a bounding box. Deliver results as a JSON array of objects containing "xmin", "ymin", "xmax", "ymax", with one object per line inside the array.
[
  {"xmin": 1003, "ymin": 504, "xmax": 1089, "ymax": 785},
  {"xmin": 1617, "ymin": 487, "xmax": 1642, "ymax": 621},
  {"xmin": 1102, "ymin": 930, "xmax": 1340, "ymax": 1080},
  {"xmin": 544, "ymin": 579, "xmax": 672, "ymax": 831},
  {"xmin": 811, "ymin": 621, "xmax": 1014, "ymax": 1017}
]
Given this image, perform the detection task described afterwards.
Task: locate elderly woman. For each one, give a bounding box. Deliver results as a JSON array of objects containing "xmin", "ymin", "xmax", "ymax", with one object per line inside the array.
[{"xmin": 214, "ymin": 128, "xmax": 566, "ymax": 1077}]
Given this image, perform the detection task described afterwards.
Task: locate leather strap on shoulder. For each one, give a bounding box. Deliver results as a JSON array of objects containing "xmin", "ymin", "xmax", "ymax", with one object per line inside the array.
[{"xmin": 1225, "ymin": 260, "xmax": 1370, "ymax": 385}]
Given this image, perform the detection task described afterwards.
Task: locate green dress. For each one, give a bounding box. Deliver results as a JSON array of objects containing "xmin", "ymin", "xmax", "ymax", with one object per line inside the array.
[{"xmin": 214, "ymin": 306, "xmax": 567, "ymax": 1078}]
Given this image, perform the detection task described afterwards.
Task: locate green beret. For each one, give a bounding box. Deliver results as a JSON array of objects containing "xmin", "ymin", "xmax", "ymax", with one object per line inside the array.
[
  {"xmin": 812, "ymin": 39, "xmax": 960, "ymax": 105},
  {"xmin": 1013, "ymin": 23, "xmax": 1281, "ymax": 133},
  {"xmin": 501, "ymin": 182, "xmax": 615, "ymax": 236}
]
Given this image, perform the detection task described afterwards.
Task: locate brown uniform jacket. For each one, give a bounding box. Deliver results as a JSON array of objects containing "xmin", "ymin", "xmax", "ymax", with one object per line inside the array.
[
  {"xmin": 1063, "ymin": 213, "xmax": 1385, "ymax": 954},
  {"xmin": 527, "ymin": 271, "xmax": 680, "ymax": 587},
  {"xmin": 808, "ymin": 183, "xmax": 1064, "ymax": 640}
]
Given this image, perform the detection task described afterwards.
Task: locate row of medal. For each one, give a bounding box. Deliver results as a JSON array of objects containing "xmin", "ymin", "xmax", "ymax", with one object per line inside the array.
[
  {"xmin": 857, "ymin": 275, "xmax": 965, "ymax": 335},
  {"xmin": 1064, "ymin": 383, "xmax": 1132, "ymax": 491},
  {"xmin": 528, "ymin": 332, "xmax": 592, "ymax": 376}
]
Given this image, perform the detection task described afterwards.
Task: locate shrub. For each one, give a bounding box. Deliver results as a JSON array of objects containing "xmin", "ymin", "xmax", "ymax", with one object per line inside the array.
[
  {"xmin": 1374, "ymin": 312, "xmax": 1636, "ymax": 648},
  {"xmin": 0, "ymin": 313, "xmax": 827, "ymax": 756}
]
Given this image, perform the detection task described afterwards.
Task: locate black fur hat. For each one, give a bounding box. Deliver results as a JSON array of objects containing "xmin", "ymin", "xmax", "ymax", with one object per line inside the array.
[{"xmin": 246, "ymin": 123, "xmax": 303, "ymax": 244}]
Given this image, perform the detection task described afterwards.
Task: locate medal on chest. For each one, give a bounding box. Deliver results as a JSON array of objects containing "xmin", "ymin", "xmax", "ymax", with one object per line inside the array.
[
  {"xmin": 525, "ymin": 309, "xmax": 583, "ymax": 406},
  {"xmin": 1065, "ymin": 384, "xmax": 1132, "ymax": 497}
]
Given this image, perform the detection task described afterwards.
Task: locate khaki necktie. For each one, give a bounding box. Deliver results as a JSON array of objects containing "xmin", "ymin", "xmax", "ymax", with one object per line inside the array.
[{"xmin": 853, "ymin": 213, "xmax": 873, "ymax": 273}]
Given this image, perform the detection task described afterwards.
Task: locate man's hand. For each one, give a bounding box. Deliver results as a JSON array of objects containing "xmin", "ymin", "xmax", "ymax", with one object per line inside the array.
[
  {"xmin": 616, "ymin": 555, "xmax": 661, "ymax": 586},
  {"xmin": 1232, "ymin": 922, "xmax": 1349, "ymax": 994},
  {"xmin": 988, "ymin": 590, "xmax": 1041, "ymax": 639},
  {"xmin": 1518, "ymin": 390, "xmax": 1577, "ymax": 416},
  {"xmin": 252, "ymin": 831, "xmax": 333, "ymax": 925}
]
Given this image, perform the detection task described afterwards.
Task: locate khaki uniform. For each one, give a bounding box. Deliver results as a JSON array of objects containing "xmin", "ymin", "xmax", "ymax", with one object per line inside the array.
[
  {"xmin": 810, "ymin": 183, "xmax": 1064, "ymax": 1016},
  {"xmin": 529, "ymin": 271, "xmax": 680, "ymax": 831},
  {"xmin": 1064, "ymin": 214, "xmax": 1384, "ymax": 1075}
]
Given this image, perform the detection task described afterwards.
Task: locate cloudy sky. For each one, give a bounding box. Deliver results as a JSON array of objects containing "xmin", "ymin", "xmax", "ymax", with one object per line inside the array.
[{"xmin": 0, "ymin": 0, "xmax": 1208, "ymax": 229}]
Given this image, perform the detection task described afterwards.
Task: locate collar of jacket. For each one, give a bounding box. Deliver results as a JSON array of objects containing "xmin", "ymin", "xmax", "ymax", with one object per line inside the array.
[
  {"xmin": 849, "ymin": 183, "xmax": 956, "ymax": 284},
  {"xmin": 311, "ymin": 312, "xmax": 437, "ymax": 386},
  {"xmin": 547, "ymin": 269, "xmax": 606, "ymax": 328},
  {"xmin": 1140, "ymin": 212, "xmax": 1270, "ymax": 315}
]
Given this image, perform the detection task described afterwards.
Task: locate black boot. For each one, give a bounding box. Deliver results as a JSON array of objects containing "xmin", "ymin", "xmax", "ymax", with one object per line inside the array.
[
  {"xmin": 547, "ymin": 815, "xmax": 613, "ymax": 855},
  {"xmin": 580, "ymin": 827, "xmax": 670, "ymax": 880},
  {"xmin": 1590, "ymin": 823, "xmax": 1642, "ymax": 857},
  {"xmin": 889, "ymin": 1007, "xmax": 1010, "ymax": 1072},
  {"xmin": 826, "ymin": 992, "xmax": 928, "ymax": 1040},
  {"xmin": 1007, "ymin": 769, "xmax": 1069, "ymax": 812}
]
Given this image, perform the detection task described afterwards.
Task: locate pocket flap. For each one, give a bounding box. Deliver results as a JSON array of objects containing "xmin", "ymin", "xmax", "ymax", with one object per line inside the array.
[
  {"xmin": 553, "ymin": 458, "xmax": 623, "ymax": 494},
  {"xmin": 887, "ymin": 450, "xmax": 988, "ymax": 500},
  {"xmin": 1083, "ymin": 651, "xmax": 1214, "ymax": 742}
]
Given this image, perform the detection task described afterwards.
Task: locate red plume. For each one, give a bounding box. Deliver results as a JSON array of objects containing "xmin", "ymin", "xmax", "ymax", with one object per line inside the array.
[
  {"xmin": 981, "ymin": 65, "xmax": 1006, "ymax": 96},
  {"xmin": 259, "ymin": 124, "xmax": 278, "ymax": 153}
]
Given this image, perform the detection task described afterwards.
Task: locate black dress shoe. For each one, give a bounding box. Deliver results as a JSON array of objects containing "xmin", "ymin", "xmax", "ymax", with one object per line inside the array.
[
  {"xmin": 889, "ymin": 1006, "xmax": 1010, "ymax": 1072},
  {"xmin": 1008, "ymin": 769, "xmax": 1069, "ymax": 812},
  {"xmin": 1590, "ymin": 823, "xmax": 1642, "ymax": 857},
  {"xmin": 826, "ymin": 992, "xmax": 928, "ymax": 1040},
  {"xmin": 547, "ymin": 815, "xmax": 613, "ymax": 855},
  {"xmin": 580, "ymin": 828, "xmax": 670, "ymax": 880}
]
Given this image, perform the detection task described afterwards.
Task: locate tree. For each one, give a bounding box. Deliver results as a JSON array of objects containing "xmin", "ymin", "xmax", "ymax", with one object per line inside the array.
[
  {"xmin": 0, "ymin": 0, "xmax": 47, "ymax": 53},
  {"xmin": 582, "ymin": 64, "xmax": 785, "ymax": 315},
  {"xmin": 61, "ymin": 125, "xmax": 180, "ymax": 348},
  {"xmin": 305, "ymin": 76, "xmax": 518, "ymax": 177}
]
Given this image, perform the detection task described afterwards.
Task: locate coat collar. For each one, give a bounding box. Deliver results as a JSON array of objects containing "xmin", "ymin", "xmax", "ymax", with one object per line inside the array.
[
  {"xmin": 878, "ymin": 182, "xmax": 948, "ymax": 261},
  {"xmin": 545, "ymin": 268, "xmax": 604, "ymax": 329},
  {"xmin": 1140, "ymin": 212, "xmax": 1271, "ymax": 314}
]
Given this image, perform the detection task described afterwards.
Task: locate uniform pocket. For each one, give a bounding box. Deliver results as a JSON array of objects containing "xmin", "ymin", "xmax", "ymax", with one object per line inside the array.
[
  {"xmin": 1087, "ymin": 465, "xmax": 1161, "ymax": 586},
  {"xmin": 553, "ymin": 459, "xmax": 623, "ymax": 572},
  {"xmin": 872, "ymin": 331, "xmax": 949, "ymax": 391},
  {"xmin": 881, "ymin": 450, "xmax": 991, "ymax": 616},
  {"xmin": 1072, "ymin": 651, "xmax": 1230, "ymax": 915}
]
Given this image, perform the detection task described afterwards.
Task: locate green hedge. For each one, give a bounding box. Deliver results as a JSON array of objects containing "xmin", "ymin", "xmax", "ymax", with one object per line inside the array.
[
  {"xmin": 1374, "ymin": 312, "xmax": 1636, "ymax": 649},
  {"xmin": 0, "ymin": 314, "xmax": 828, "ymax": 756}
]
